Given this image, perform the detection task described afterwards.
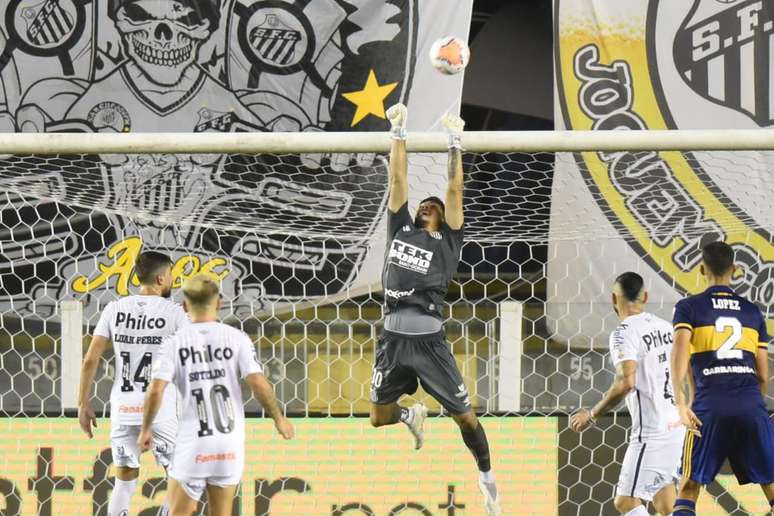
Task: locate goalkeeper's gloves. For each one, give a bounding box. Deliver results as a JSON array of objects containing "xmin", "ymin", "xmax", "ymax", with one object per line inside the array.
[
  {"xmin": 386, "ymin": 103, "xmax": 407, "ymax": 140},
  {"xmin": 441, "ymin": 113, "xmax": 465, "ymax": 150}
]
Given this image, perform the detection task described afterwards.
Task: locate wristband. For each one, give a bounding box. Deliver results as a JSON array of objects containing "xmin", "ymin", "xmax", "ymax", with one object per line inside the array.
[
  {"xmin": 587, "ymin": 408, "xmax": 597, "ymax": 425},
  {"xmin": 448, "ymin": 134, "xmax": 463, "ymax": 150}
]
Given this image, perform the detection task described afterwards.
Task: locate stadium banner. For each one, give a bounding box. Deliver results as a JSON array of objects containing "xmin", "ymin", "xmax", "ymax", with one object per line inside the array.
[
  {"xmin": 0, "ymin": 0, "xmax": 471, "ymax": 323},
  {"xmin": 0, "ymin": 417, "xmax": 555, "ymax": 515},
  {"xmin": 550, "ymin": 0, "xmax": 774, "ymax": 346}
]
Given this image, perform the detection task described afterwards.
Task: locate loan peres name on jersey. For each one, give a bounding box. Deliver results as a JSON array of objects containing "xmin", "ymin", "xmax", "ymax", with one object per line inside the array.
[{"xmin": 114, "ymin": 334, "xmax": 163, "ymax": 345}]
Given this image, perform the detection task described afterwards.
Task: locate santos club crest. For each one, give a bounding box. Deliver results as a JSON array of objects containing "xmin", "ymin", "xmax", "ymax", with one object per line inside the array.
[{"xmin": 673, "ymin": 0, "xmax": 774, "ymax": 126}]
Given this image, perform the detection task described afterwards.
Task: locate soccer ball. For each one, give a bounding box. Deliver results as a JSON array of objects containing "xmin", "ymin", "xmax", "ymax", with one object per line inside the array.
[{"xmin": 429, "ymin": 36, "xmax": 470, "ymax": 75}]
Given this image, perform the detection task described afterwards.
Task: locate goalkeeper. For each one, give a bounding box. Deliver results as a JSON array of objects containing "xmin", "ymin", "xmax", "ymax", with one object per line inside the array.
[{"xmin": 368, "ymin": 104, "xmax": 501, "ymax": 516}]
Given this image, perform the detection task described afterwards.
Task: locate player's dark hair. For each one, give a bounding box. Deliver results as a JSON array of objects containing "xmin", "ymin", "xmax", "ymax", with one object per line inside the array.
[
  {"xmin": 135, "ymin": 251, "xmax": 173, "ymax": 285},
  {"xmin": 614, "ymin": 272, "xmax": 644, "ymax": 302},
  {"xmin": 702, "ymin": 241, "xmax": 734, "ymax": 277},
  {"xmin": 419, "ymin": 196, "xmax": 445, "ymax": 214}
]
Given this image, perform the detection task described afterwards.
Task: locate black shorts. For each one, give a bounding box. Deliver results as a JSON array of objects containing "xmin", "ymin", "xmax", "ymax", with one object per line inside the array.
[{"xmin": 370, "ymin": 330, "xmax": 471, "ymax": 415}]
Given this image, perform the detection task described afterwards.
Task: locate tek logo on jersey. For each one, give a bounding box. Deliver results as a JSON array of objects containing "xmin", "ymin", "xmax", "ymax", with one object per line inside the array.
[{"xmin": 388, "ymin": 240, "xmax": 433, "ymax": 274}]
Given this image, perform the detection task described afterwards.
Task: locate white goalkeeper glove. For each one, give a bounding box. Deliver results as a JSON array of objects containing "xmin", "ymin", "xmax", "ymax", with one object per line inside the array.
[
  {"xmin": 386, "ymin": 103, "xmax": 408, "ymax": 140},
  {"xmin": 441, "ymin": 113, "xmax": 465, "ymax": 150}
]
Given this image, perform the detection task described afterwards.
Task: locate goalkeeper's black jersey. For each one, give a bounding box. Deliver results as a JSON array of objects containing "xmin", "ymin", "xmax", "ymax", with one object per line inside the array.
[{"xmin": 381, "ymin": 203, "xmax": 463, "ymax": 320}]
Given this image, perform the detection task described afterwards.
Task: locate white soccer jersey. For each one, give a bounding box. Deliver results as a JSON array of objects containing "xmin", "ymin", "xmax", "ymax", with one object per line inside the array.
[
  {"xmin": 152, "ymin": 321, "xmax": 262, "ymax": 479},
  {"xmin": 94, "ymin": 295, "xmax": 189, "ymax": 425},
  {"xmin": 609, "ymin": 312, "xmax": 682, "ymax": 442}
]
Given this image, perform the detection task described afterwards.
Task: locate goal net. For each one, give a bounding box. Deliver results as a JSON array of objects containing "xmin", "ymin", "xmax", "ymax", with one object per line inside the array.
[{"xmin": 1, "ymin": 130, "xmax": 773, "ymax": 514}]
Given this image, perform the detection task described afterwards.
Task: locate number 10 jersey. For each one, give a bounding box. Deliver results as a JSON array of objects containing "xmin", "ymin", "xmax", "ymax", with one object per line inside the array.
[
  {"xmin": 152, "ymin": 321, "xmax": 262, "ymax": 478},
  {"xmin": 94, "ymin": 295, "xmax": 189, "ymax": 426}
]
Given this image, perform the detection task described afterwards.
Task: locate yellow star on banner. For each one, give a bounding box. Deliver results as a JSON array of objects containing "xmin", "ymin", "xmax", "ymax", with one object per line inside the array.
[{"xmin": 342, "ymin": 70, "xmax": 398, "ymax": 127}]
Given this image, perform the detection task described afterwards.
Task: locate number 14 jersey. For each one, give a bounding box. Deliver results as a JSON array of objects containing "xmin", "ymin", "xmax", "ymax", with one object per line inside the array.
[
  {"xmin": 94, "ymin": 295, "xmax": 189, "ymax": 426},
  {"xmin": 673, "ymin": 285, "xmax": 769, "ymax": 413},
  {"xmin": 152, "ymin": 321, "xmax": 262, "ymax": 478}
]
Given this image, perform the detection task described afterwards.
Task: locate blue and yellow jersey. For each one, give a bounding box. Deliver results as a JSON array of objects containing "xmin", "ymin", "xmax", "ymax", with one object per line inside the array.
[{"xmin": 673, "ymin": 285, "xmax": 770, "ymax": 412}]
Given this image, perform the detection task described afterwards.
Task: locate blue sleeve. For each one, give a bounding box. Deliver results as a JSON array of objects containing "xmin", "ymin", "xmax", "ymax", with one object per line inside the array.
[
  {"xmin": 387, "ymin": 203, "xmax": 412, "ymax": 239},
  {"xmin": 673, "ymin": 298, "xmax": 694, "ymax": 332}
]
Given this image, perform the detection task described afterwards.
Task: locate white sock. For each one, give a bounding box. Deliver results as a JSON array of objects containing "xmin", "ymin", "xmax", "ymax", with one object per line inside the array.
[
  {"xmin": 479, "ymin": 470, "xmax": 495, "ymax": 483},
  {"xmin": 624, "ymin": 506, "xmax": 648, "ymax": 516},
  {"xmin": 108, "ymin": 477, "xmax": 138, "ymax": 516}
]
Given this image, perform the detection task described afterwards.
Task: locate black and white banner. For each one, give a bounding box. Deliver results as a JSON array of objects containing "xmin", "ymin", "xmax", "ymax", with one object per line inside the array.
[{"xmin": 0, "ymin": 0, "xmax": 471, "ymax": 322}]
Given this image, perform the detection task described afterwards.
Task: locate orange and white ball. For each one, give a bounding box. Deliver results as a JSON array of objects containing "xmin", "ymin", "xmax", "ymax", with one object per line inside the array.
[{"xmin": 429, "ymin": 36, "xmax": 470, "ymax": 75}]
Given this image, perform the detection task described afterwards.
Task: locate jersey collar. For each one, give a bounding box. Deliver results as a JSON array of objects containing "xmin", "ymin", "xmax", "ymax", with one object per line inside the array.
[{"xmin": 704, "ymin": 285, "xmax": 734, "ymax": 294}]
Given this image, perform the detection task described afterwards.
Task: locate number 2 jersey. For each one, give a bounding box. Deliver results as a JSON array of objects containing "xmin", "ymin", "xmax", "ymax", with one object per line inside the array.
[
  {"xmin": 673, "ymin": 285, "xmax": 770, "ymax": 413},
  {"xmin": 152, "ymin": 321, "xmax": 262, "ymax": 478},
  {"xmin": 610, "ymin": 312, "xmax": 681, "ymax": 441},
  {"xmin": 94, "ymin": 295, "xmax": 189, "ymax": 426}
]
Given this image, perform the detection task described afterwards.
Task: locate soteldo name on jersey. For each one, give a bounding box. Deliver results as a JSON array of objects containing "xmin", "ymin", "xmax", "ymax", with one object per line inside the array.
[{"xmin": 179, "ymin": 344, "xmax": 234, "ymax": 366}]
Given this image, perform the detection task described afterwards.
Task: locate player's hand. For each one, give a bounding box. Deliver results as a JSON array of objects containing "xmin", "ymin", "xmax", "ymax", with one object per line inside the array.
[
  {"xmin": 275, "ymin": 417, "xmax": 295, "ymax": 440},
  {"xmin": 678, "ymin": 405, "xmax": 702, "ymax": 437},
  {"xmin": 569, "ymin": 408, "xmax": 594, "ymax": 432},
  {"xmin": 386, "ymin": 103, "xmax": 407, "ymax": 130},
  {"xmin": 78, "ymin": 403, "xmax": 97, "ymax": 439},
  {"xmin": 137, "ymin": 428, "xmax": 153, "ymax": 452},
  {"xmin": 441, "ymin": 113, "xmax": 465, "ymax": 136}
]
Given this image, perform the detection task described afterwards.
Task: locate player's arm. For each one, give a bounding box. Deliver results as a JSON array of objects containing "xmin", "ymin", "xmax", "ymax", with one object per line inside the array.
[
  {"xmin": 386, "ymin": 104, "xmax": 408, "ymax": 213},
  {"xmin": 756, "ymin": 348, "xmax": 768, "ymax": 396},
  {"xmin": 671, "ymin": 328, "xmax": 702, "ymax": 433},
  {"xmin": 245, "ymin": 373, "xmax": 294, "ymax": 439},
  {"xmin": 137, "ymin": 378, "xmax": 168, "ymax": 451},
  {"xmin": 442, "ymin": 114, "xmax": 465, "ymax": 230},
  {"xmin": 78, "ymin": 334, "xmax": 110, "ymax": 438},
  {"xmin": 569, "ymin": 361, "xmax": 636, "ymax": 432}
]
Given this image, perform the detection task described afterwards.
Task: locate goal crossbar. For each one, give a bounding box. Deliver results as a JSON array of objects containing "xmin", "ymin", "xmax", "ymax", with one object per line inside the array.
[{"xmin": 1, "ymin": 129, "xmax": 773, "ymax": 154}]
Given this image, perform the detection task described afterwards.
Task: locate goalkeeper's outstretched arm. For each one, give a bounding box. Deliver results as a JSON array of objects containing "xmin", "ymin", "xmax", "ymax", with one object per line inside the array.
[
  {"xmin": 443, "ymin": 113, "xmax": 465, "ymax": 230},
  {"xmin": 386, "ymin": 103, "xmax": 408, "ymax": 213}
]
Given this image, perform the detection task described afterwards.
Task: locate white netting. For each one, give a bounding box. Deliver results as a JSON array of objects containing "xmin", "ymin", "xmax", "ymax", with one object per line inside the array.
[{"xmin": 1, "ymin": 141, "xmax": 774, "ymax": 514}]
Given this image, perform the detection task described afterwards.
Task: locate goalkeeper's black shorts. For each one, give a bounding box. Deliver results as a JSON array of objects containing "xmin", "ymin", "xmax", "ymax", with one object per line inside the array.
[{"xmin": 370, "ymin": 329, "xmax": 471, "ymax": 415}]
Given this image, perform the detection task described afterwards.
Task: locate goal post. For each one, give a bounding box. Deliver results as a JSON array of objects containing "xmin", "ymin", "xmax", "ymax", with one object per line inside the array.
[
  {"xmin": 59, "ymin": 299, "xmax": 83, "ymax": 412},
  {"xmin": 1, "ymin": 130, "xmax": 773, "ymax": 514},
  {"xmin": 0, "ymin": 128, "xmax": 770, "ymax": 154}
]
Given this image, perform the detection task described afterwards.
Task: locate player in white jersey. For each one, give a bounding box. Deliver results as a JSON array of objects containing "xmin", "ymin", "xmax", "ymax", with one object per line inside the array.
[
  {"xmin": 139, "ymin": 273, "xmax": 294, "ymax": 516},
  {"xmin": 570, "ymin": 272, "xmax": 685, "ymax": 516},
  {"xmin": 78, "ymin": 251, "xmax": 189, "ymax": 516}
]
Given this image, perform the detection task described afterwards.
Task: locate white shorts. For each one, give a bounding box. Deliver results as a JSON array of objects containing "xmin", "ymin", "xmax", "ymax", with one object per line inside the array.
[
  {"xmin": 169, "ymin": 473, "xmax": 241, "ymax": 502},
  {"xmin": 616, "ymin": 436, "xmax": 683, "ymax": 501},
  {"xmin": 110, "ymin": 419, "xmax": 177, "ymax": 469}
]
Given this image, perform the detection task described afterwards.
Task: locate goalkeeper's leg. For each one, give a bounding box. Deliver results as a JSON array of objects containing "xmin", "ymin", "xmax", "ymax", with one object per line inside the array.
[
  {"xmin": 411, "ymin": 332, "xmax": 501, "ymax": 515},
  {"xmin": 369, "ymin": 332, "xmax": 428, "ymax": 449}
]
